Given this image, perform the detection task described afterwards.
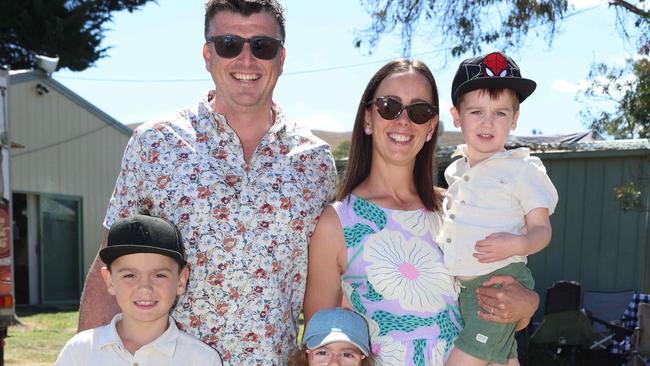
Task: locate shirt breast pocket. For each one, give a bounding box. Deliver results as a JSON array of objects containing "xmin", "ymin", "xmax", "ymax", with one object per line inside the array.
[{"xmin": 470, "ymin": 176, "xmax": 518, "ymax": 210}]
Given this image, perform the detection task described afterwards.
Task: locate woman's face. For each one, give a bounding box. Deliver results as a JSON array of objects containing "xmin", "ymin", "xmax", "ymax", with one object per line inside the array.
[{"xmin": 364, "ymin": 70, "xmax": 437, "ymax": 168}]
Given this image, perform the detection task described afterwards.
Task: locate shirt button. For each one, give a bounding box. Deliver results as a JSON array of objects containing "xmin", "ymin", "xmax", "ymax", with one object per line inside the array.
[
  {"xmin": 133, "ymin": 363, "xmax": 139, "ymax": 366},
  {"xmin": 463, "ymin": 175, "xmax": 470, "ymax": 181},
  {"xmin": 460, "ymin": 200, "xmax": 466, "ymax": 204},
  {"xmin": 449, "ymin": 214, "xmax": 455, "ymax": 219},
  {"xmin": 446, "ymin": 238, "xmax": 452, "ymax": 243}
]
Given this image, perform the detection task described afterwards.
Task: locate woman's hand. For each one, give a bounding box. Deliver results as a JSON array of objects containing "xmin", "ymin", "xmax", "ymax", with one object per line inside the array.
[{"xmin": 476, "ymin": 275, "xmax": 538, "ymax": 324}]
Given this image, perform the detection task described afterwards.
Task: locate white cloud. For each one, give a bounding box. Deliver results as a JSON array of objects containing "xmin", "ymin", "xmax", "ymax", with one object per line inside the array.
[
  {"xmin": 551, "ymin": 79, "xmax": 589, "ymax": 93},
  {"xmin": 568, "ymin": 0, "xmax": 606, "ymax": 9},
  {"xmin": 294, "ymin": 112, "xmax": 350, "ymax": 132}
]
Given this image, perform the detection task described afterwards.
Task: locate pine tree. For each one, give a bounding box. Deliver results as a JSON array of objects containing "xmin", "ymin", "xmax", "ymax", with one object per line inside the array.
[{"xmin": 0, "ymin": 0, "xmax": 155, "ymax": 71}]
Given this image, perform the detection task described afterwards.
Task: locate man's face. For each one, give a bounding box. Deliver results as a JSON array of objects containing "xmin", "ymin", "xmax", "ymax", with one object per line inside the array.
[{"xmin": 203, "ymin": 11, "xmax": 285, "ymax": 115}]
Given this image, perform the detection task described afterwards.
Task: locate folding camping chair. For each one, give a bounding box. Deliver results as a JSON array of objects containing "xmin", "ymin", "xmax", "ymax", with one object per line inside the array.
[
  {"xmin": 631, "ymin": 303, "xmax": 650, "ymax": 366},
  {"xmin": 582, "ymin": 290, "xmax": 636, "ymax": 350},
  {"xmin": 529, "ymin": 281, "xmax": 601, "ymax": 366}
]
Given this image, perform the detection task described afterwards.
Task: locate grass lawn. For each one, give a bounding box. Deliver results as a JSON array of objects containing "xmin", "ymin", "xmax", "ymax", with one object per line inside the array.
[{"xmin": 4, "ymin": 308, "xmax": 78, "ymax": 365}]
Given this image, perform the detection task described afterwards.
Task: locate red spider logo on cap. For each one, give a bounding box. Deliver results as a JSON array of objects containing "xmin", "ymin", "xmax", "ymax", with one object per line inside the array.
[{"xmin": 482, "ymin": 52, "xmax": 509, "ymax": 78}]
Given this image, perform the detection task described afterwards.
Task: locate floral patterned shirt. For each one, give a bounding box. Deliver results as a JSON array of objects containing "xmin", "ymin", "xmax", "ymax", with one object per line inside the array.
[{"xmin": 104, "ymin": 91, "xmax": 337, "ymax": 366}]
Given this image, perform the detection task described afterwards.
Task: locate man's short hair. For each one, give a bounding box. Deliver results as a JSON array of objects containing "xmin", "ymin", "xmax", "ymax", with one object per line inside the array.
[{"xmin": 204, "ymin": 0, "xmax": 286, "ymax": 41}]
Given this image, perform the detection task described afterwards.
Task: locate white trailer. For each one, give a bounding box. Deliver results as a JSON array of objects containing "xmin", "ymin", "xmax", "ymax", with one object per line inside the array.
[{"xmin": 0, "ymin": 66, "xmax": 15, "ymax": 365}]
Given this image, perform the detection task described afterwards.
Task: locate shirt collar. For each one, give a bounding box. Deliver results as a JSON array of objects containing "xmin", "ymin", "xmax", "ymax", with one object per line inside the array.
[
  {"xmin": 96, "ymin": 313, "xmax": 180, "ymax": 358},
  {"xmin": 198, "ymin": 90, "xmax": 288, "ymax": 139},
  {"xmin": 451, "ymin": 144, "xmax": 531, "ymax": 161},
  {"xmin": 96, "ymin": 313, "xmax": 124, "ymax": 349}
]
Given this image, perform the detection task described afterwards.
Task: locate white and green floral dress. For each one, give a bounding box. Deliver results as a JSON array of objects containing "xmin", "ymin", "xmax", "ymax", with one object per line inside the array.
[{"xmin": 333, "ymin": 195, "xmax": 462, "ymax": 366}]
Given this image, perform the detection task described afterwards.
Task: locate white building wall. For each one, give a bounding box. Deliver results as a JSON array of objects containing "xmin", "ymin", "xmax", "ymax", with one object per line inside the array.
[{"xmin": 9, "ymin": 75, "xmax": 131, "ymax": 276}]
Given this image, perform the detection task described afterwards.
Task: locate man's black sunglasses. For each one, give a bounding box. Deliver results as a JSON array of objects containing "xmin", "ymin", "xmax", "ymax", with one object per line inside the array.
[
  {"xmin": 207, "ymin": 35, "xmax": 283, "ymax": 60},
  {"xmin": 367, "ymin": 96, "xmax": 437, "ymax": 125}
]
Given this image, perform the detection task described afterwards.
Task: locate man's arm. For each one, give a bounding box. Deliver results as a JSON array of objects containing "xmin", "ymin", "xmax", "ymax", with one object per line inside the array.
[
  {"xmin": 476, "ymin": 275, "xmax": 539, "ymax": 328},
  {"xmin": 77, "ymin": 229, "xmax": 120, "ymax": 332}
]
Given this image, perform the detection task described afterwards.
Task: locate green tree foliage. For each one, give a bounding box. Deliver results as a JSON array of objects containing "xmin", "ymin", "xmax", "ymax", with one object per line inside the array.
[
  {"xmin": 580, "ymin": 58, "xmax": 650, "ymax": 139},
  {"xmin": 332, "ymin": 140, "xmax": 351, "ymax": 160},
  {"xmin": 0, "ymin": 0, "xmax": 155, "ymax": 71},
  {"xmin": 355, "ymin": 0, "xmax": 569, "ymax": 57},
  {"xmin": 355, "ymin": 1, "xmax": 648, "ymax": 59}
]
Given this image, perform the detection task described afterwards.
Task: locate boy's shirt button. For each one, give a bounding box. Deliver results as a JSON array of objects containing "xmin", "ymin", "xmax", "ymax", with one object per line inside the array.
[
  {"xmin": 449, "ymin": 214, "xmax": 456, "ymax": 219},
  {"xmin": 463, "ymin": 175, "xmax": 470, "ymax": 181}
]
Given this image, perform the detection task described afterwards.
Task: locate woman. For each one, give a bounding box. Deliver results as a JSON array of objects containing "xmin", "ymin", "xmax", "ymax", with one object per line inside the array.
[{"xmin": 303, "ymin": 59, "xmax": 539, "ymax": 365}]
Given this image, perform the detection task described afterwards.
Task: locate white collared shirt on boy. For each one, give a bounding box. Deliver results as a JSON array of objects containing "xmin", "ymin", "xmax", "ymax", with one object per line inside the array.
[
  {"xmin": 438, "ymin": 145, "xmax": 558, "ymax": 276},
  {"xmin": 54, "ymin": 313, "xmax": 223, "ymax": 366}
]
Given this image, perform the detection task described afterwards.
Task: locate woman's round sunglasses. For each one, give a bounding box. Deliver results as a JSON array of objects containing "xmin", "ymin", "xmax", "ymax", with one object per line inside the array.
[
  {"xmin": 367, "ymin": 96, "xmax": 437, "ymax": 124},
  {"xmin": 207, "ymin": 35, "xmax": 283, "ymax": 60}
]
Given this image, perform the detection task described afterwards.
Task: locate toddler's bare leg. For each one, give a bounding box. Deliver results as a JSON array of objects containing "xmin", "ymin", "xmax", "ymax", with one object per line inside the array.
[{"xmin": 445, "ymin": 348, "xmax": 488, "ymax": 366}]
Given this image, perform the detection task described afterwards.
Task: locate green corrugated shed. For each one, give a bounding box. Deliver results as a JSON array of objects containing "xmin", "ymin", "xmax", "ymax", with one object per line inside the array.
[{"xmin": 525, "ymin": 140, "xmax": 650, "ymax": 298}]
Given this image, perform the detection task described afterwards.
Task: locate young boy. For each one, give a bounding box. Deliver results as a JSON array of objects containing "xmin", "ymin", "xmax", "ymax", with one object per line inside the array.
[
  {"xmin": 55, "ymin": 215, "xmax": 222, "ymax": 365},
  {"xmin": 440, "ymin": 52, "xmax": 558, "ymax": 366}
]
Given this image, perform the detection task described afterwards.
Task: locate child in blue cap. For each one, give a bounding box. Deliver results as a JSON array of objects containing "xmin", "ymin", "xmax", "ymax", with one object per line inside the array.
[{"xmin": 290, "ymin": 307, "xmax": 376, "ymax": 366}]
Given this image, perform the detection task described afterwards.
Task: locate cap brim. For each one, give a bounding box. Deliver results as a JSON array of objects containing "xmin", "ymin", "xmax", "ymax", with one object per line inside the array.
[
  {"xmin": 100, "ymin": 244, "xmax": 185, "ymax": 266},
  {"xmin": 453, "ymin": 77, "xmax": 536, "ymax": 103},
  {"xmin": 304, "ymin": 330, "xmax": 370, "ymax": 356}
]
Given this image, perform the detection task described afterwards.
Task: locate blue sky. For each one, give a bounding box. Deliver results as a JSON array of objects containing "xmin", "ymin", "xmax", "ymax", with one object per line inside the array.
[{"xmin": 52, "ymin": 0, "xmax": 634, "ymax": 136}]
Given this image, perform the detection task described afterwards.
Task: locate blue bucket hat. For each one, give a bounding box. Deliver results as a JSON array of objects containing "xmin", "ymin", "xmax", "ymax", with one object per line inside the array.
[{"xmin": 303, "ymin": 308, "xmax": 371, "ymax": 356}]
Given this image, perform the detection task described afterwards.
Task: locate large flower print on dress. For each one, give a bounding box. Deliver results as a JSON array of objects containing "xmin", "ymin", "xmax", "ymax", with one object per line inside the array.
[
  {"xmin": 391, "ymin": 209, "xmax": 442, "ymax": 237},
  {"xmin": 364, "ymin": 230, "xmax": 454, "ymax": 312},
  {"xmin": 367, "ymin": 317, "xmax": 406, "ymax": 366}
]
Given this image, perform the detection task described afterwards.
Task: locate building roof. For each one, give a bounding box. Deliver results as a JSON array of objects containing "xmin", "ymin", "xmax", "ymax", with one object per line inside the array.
[{"xmin": 9, "ymin": 70, "xmax": 132, "ymax": 137}]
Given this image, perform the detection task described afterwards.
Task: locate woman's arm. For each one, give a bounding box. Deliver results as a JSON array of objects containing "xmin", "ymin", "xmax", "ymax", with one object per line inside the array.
[
  {"xmin": 303, "ymin": 206, "xmax": 348, "ymax": 325},
  {"xmin": 476, "ymin": 275, "xmax": 539, "ymax": 328}
]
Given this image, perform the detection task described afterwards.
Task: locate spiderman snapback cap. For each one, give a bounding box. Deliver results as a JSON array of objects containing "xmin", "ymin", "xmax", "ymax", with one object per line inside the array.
[{"xmin": 451, "ymin": 51, "xmax": 537, "ymax": 105}]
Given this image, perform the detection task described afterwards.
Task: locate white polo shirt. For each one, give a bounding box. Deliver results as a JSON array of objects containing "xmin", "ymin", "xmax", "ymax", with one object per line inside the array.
[
  {"xmin": 438, "ymin": 145, "xmax": 558, "ymax": 277},
  {"xmin": 54, "ymin": 314, "xmax": 222, "ymax": 366}
]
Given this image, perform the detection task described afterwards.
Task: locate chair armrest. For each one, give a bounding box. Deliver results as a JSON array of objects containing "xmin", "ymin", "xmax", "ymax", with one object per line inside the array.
[{"xmin": 586, "ymin": 313, "xmax": 634, "ymax": 341}]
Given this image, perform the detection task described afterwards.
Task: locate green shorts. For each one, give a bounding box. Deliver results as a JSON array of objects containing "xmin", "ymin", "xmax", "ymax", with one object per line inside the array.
[{"xmin": 454, "ymin": 262, "xmax": 535, "ymax": 364}]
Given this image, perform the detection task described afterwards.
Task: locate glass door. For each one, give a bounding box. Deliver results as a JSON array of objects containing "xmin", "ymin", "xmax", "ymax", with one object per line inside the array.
[{"xmin": 39, "ymin": 195, "xmax": 82, "ymax": 303}]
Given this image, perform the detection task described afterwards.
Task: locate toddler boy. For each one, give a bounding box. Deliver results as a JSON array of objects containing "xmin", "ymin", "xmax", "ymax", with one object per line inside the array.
[{"xmin": 441, "ymin": 52, "xmax": 558, "ymax": 366}]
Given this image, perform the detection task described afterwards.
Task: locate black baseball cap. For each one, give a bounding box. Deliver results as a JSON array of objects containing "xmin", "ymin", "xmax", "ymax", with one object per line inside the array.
[
  {"xmin": 100, "ymin": 215, "xmax": 186, "ymax": 267},
  {"xmin": 451, "ymin": 51, "xmax": 537, "ymax": 105}
]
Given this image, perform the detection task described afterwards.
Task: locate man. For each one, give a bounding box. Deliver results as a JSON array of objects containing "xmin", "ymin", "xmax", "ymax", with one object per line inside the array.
[{"xmin": 77, "ymin": 1, "xmax": 337, "ymax": 365}]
